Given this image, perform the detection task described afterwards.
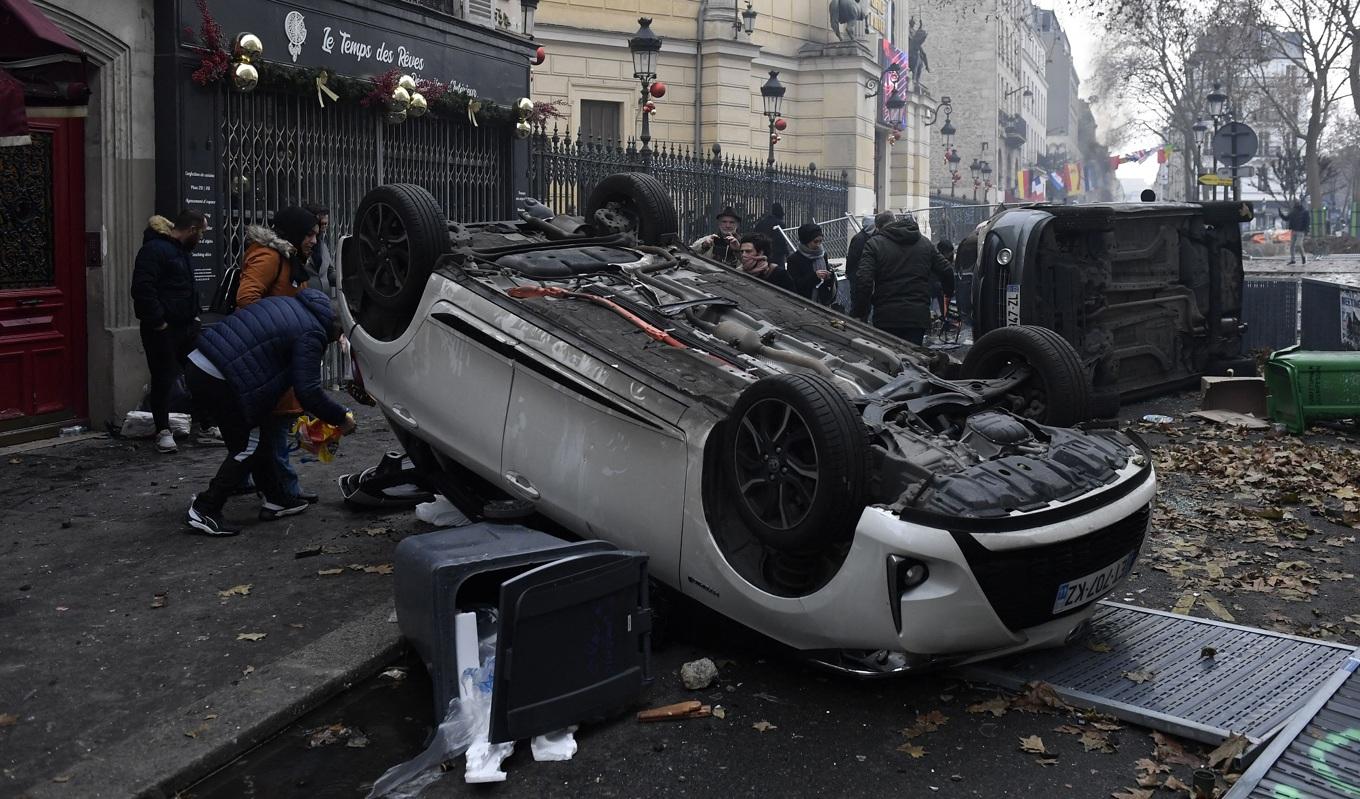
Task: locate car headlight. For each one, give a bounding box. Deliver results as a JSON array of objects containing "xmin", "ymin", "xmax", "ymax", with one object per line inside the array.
[{"xmin": 996, "ymin": 247, "xmax": 1014, "ymax": 266}]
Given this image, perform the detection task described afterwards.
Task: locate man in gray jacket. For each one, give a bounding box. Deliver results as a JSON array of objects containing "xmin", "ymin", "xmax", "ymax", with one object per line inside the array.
[{"xmin": 852, "ymin": 216, "xmax": 955, "ymax": 345}]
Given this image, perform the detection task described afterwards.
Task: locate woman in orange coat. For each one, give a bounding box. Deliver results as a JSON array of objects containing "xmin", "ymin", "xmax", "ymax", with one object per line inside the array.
[{"xmin": 235, "ymin": 206, "xmax": 320, "ymax": 504}]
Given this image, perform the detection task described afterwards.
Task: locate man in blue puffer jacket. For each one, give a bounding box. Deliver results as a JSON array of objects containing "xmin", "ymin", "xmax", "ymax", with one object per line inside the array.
[{"xmin": 183, "ymin": 288, "xmax": 355, "ymax": 536}]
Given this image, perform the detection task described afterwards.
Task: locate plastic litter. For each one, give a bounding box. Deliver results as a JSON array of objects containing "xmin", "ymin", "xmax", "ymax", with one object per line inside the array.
[
  {"xmin": 1141, "ymin": 414, "xmax": 1174, "ymax": 424},
  {"xmin": 530, "ymin": 727, "xmax": 578, "ymax": 761},
  {"xmin": 414, "ymin": 495, "xmax": 472, "ymax": 528},
  {"xmin": 120, "ymin": 411, "xmax": 191, "ymax": 438}
]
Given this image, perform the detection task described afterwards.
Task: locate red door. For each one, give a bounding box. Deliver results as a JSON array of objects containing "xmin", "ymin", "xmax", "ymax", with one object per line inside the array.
[{"xmin": 0, "ymin": 116, "xmax": 87, "ymax": 437}]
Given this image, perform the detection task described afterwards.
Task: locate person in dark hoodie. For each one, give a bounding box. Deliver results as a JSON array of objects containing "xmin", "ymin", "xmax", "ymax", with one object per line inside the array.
[
  {"xmin": 752, "ymin": 202, "xmax": 790, "ymax": 266},
  {"xmin": 736, "ymin": 232, "xmax": 796, "ymax": 291},
  {"xmin": 786, "ymin": 222, "xmax": 837, "ymax": 304},
  {"xmin": 852, "ymin": 215, "xmax": 956, "ymax": 345},
  {"xmin": 235, "ymin": 206, "xmax": 321, "ymax": 503},
  {"xmin": 130, "ymin": 210, "xmax": 208, "ymax": 455},
  {"xmin": 184, "ymin": 288, "xmax": 355, "ymax": 536},
  {"xmin": 846, "ymin": 211, "xmax": 894, "ymax": 287}
]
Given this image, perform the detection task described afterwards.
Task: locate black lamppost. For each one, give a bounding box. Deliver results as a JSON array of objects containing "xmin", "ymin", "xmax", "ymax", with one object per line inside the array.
[
  {"xmin": 760, "ymin": 70, "xmax": 786, "ymax": 168},
  {"xmin": 520, "ymin": 0, "xmax": 539, "ymax": 37},
  {"xmin": 628, "ymin": 18, "xmax": 663, "ymax": 160},
  {"xmin": 733, "ymin": 0, "xmax": 757, "ymax": 37},
  {"xmin": 1193, "ymin": 120, "xmax": 1209, "ymax": 200},
  {"xmin": 981, "ymin": 160, "xmax": 993, "ymax": 204},
  {"xmin": 970, "ymin": 158, "xmax": 981, "ymax": 201},
  {"xmin": 1203, "ymin": 82, "xmax": 1239, "ymax": 201},
  {"xmin": 946, "ymin": 148, "xmax": 961, "ymax": 196}
]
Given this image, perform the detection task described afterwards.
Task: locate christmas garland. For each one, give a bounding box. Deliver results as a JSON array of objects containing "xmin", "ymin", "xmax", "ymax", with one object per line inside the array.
[{"xmin": 182, "ymin": 0, "xmax": 545, "ymax": 126}]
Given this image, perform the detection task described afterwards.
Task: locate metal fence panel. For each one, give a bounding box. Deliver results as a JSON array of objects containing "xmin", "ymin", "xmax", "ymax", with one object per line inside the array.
[
  {"xmin": 1301, "ymin": 278, "xmax": 1360, "ymax": 351},
  {"xmin": 528, "ymin": 126, "xmax": 850, "ymax": 244},
  {"xmin": 909, "ymin": 201, "xmax": 994, "ymax": 247},
  {"xmin": 1241, "ymin": 279, "xmax": 1299, "ymax": 353}
]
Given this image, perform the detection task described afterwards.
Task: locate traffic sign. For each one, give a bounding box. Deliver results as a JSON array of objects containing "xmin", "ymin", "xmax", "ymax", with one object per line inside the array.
[
  {"xmin": 1217, "ymin": 165, "xmax": 1255, "ymax": 178},
  {"xmin": 1213, "ymin": 122, "xmax": 1259, "ymax": 167},
  {"xmin": 1198, "ymin": 174, "xmax": 1234, "ymax": 186}
]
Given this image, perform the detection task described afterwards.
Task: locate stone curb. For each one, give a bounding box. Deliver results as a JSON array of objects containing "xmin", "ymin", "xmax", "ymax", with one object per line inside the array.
[{"xmin": 22, "ymin": 603, "xmax": 403, "ymax": 799}]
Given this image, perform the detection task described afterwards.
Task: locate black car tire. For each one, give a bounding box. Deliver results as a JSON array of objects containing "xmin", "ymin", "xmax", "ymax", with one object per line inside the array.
[
  {"xmin": 584, "ymin": 172, "xmax": 679, "ymax": 245},
  {"xmin": 353, "ymin": 184, "xmax": 449, "ymax": 317},
  {"xmin": 963, "ymin": 325, "xmax": 1092, "ymax": 426},
  {"xmin": 722, "ymin": 374, "xmax": 869, "ymax": 553}
]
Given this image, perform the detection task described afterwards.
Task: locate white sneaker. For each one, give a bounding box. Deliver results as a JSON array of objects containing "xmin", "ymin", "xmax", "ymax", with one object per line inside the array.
[
  {"xmin": 156, "ymin": 429, "xmax": 178, "ymax": 454},
  {"xmin": 193, "ymin": 425, "xmax": 223, "ymax": 445}
]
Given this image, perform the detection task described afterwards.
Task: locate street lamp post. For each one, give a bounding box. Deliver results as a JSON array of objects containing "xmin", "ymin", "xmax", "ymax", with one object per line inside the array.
[
  {"xmin": 1203, "ymin": 82, "xmax": 1241, "ymax": 202},
  {"xmin": 520, "ymin": 0, "xmax": 539, "ymax": 37},
  {"xmin": 759, "ymin": 70, "xmax": 786, "ymax": 204},
  {"xmin": 1193, "ymin": 120, "xmax": 1209, "ymax": 201},
  {"xmin": 628, "ymin": 18, "xmax": 663, "ymax": 162},
  {"xmin": 981, "ymin": 160, "xmax": 993, "ymax": 204},
  {"xmin": 970, "ymin": 158, "xmax": 981, "ymax": 201},
  {"xmin": 946, "ymin": 148, "xmax": 961, "ymax": 196}
]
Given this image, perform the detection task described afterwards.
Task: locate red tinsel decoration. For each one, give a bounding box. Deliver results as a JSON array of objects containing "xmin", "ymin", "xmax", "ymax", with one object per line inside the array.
[
  {"xmin": 361, "ymin": 68, "xmax": 402, "ymax": 108},
  {"xmin": 188, "ymin": 0, "xmax": 230, "ymax": 86},
  {"xmin": 416, "ymin": 77, "xmax": 449, "ymax": 104}
]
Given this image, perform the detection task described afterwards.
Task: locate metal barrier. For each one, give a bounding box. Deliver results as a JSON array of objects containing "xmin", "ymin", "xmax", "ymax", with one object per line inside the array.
[
  {"xmin": 906, "ymin": 201, "xmax": 994, "ymax": 247},
  {"xmin": 528, "ymin": 126, "xmax": 850, "ymax": 244},
  {"xmin": 776, "ymin": 214, "xmax": 863, "ymax": 264},
  {"xmin": 1242, "ymin": 279, "xmax": 1300, "ymax": 353}
]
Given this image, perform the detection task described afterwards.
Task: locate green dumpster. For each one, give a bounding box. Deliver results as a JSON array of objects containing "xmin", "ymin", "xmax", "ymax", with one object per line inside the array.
[{"xmin": 1264, "ymin": 345, "xmax": 1360, "ymax": 433}]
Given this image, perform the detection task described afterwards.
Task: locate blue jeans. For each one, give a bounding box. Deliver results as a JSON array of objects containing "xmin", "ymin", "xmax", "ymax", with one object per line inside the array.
[{"xmin": 265, "ymin": 417, "xmax": 302, "ymax": 497}]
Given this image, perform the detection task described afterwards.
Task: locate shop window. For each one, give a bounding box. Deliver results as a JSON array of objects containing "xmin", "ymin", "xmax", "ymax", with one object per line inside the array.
[{"xmin": 580, "ymin": 100, "xmax": 623, "ymax": 144}]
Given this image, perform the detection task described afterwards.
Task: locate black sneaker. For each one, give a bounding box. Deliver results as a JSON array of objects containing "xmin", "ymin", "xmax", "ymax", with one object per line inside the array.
[
  {"xmin": 186, "ymin": 497, "xmax": 241, "ymax": 537},
  {"xmin": 294, "ymin": 489, "xmax": 320, "ymax": 504},
  {"xmin": 259, "ymin": 498, "xmax": 309, "ymax": 521}
]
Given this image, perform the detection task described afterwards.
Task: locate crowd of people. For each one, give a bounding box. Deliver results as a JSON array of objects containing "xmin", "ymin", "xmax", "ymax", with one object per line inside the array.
[
  {"xmin": 691, "ymin": 203, "xmax": 957, "ymax": 346},
  {"xmin": 130, "ymin": 205, "xmax": 354, "ymax": 537}
]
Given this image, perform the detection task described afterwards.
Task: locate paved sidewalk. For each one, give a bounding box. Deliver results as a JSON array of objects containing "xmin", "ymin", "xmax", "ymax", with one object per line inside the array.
[{"xmin": 0, "ymin": 402, "xmax": 427, "ymax": 798}]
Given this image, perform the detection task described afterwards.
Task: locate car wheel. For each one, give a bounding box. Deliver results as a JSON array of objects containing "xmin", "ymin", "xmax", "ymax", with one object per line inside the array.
[
  {"xmin": 583, "ymin": 173, "xmax": 678, "ymax": 245},
  {"xmin": 962, "ymin": 325, "xmax": 1091, "ymax": 426},
  {"xmin": 723, "ymin": 374, "xmax": 869, "ymax": 553},
  {"xmin": 353, "ymin": 184, "xmax": 449, "ymax": 318}
]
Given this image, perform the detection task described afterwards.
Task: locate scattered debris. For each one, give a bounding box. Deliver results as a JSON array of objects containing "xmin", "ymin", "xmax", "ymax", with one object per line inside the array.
[
  {"xmin": 380, "ymin": 667, "xmax": 407, "ymax": 681},
  {"xmin": 1079, "ymin": 730, "xmax": 1116, "ymax": 754},
  {"xmin": 1012, "ymin": 682, "xmax": 1072, "ymax": 713},
  {"xmin": 0, "ymin": 713, "xmax": 17, "ymax": 727},
  {"xmin": 1200, "ymin": 646, "xmax": 1217, "ymax": 660},
  {"xmin": 1200, "ymin": 595, "xmax": 1236, "ymax": 622},
  {"xmin": 294, "ymin": 544, "xmax": 323, "ymax": 559},
  {"xmin": 218, "ymin": 584, "xmax": 252, "ymax": 598},
  {"xmin": 897, "ymin": 743, "xmax": 926, "ymax": 758},
  {"xmin": 1142, "ymin": 415, "xmax": 1175, "ymax": 424},
  {"xmin": 1122, "ymin": 669, "xmax": 1155, "ymax": 685},
  {"xmin": 317, "ymin": 568, "xmax": 343, "ymax": 576},
  {"xmin": 150, "ymin": 592, "xmax": 168, "ymax": 609},
  {"xmin": 1110, "ymin": 788, "xmax": 1154, "ymax": 799},
  {"xmin": 965, "ymin": 697, "xmax": 1009, "ymax": 717},
  {"xmin": 1018, "ymin": 735, "xmax": 1047, "ymax": 754},
  {"xmin": 305, "ymin": 722, "xmax": 367, "ymax": 748},
  {"xmin": 1086, "ymin": 641, "xmax": 1113, "ymax": 653},
  {"xmin": 712, "ymin": 706, "xmax": 726, "ymax": 719},
  {"xmin": 900, "ymin": 710, "xmax": 948, "ymax": 739},
  {"xmin": 1206, "ymin": 733, "xmax": 1250, "ymax": 769},
  {"xmin": 236, "ymin": 632, "xmax": 266, "ymax": 642},
  {"xmin": 1164, "ymin": 775, "xmax": 1191, "ymax": 792},
  {"xmin": 751, "ymin": 720, "xmax": 776, "ymax": 732},
  {"xmin": 51, "ymin": 775, "xmax": 71, "ymax": 784},
  {"xmin": 1151, "ymin": 731, "xmax": 1203, "ymax": 767},
  {"xmin": 680, "ymin": 657, "xmax": 719, "ymax": 690},
  {"xmin": 636, "ymin": 700, "xmax": 711, "ymax": 722}
]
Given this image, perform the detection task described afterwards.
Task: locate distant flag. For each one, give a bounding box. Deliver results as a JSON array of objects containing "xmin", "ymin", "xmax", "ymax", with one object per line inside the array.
[
  {"xmin": 1050, "ymin": 171, "xmax": 1065, "ymax": 191},
  {"xmin": 1066, "ymin": 162, "xmax": 1081, "ymax": 194}
]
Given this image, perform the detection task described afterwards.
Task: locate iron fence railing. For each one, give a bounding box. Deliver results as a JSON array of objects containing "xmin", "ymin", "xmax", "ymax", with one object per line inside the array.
[
  {"xmin": 528, "ymin": 125, "xmax": 851, "ymax": 243},
  {"xmin": 911, "ymin": 198, "xmax": 994, "ymax": 249}
]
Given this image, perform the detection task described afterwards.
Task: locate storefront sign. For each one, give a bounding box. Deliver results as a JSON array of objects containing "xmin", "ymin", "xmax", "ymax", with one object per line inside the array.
[
  {"xmin": 182, "ymin": 169, "xmax": 220, "ymax": 286},
  {"xmin": 181, "ymin": 0, "xmax": 529, "ymax": 102}
]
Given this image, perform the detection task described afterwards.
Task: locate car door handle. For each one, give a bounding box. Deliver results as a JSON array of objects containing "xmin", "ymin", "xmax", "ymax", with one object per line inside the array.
[
  {"xmin": 389, "ymin": 404, "xmax": 417, "ymax": 429},
  {"xmin": 503, "ymin": 471, "xmax": 540, "ymax": 501}
]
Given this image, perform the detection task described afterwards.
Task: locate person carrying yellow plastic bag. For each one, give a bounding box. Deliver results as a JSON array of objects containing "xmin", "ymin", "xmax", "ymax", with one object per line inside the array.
[{"xmin": 292, "ymin": 412, "xmax": 355, "ymax": 464}]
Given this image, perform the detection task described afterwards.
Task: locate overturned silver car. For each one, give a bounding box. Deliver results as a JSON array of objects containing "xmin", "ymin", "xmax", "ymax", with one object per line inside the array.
[{"xmin": 337, "ymin": 173, "xmax": 1156, "ymax": 673}]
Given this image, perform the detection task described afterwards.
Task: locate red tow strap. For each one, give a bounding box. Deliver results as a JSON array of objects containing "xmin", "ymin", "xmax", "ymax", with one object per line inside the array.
[{"xmin": 506, "ymin": 285, "xmax": 690, "ymax": 349}]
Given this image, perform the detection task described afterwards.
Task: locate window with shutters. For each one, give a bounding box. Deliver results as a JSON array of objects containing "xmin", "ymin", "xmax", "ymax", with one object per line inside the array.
[{"xmin": 579, "ymin": 100, "xmax": 623, "ymax": 144}]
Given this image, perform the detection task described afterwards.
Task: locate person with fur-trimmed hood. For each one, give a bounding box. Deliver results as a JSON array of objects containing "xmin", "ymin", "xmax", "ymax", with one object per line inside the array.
[
  {"xmin": 234, "ymin": 206, "xmax": 320, "ymax": 504},
  {"xmin": 130, "ymin": 209, "xmax": 210, "ymax": 454}
]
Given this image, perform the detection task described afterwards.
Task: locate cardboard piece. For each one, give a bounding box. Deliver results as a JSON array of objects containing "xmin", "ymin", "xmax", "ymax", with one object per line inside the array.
[
  {"xmin": 1188, "ymin": 409, "xmax": 1272, "ymax": 429},
  {"xmin": 1200, "ymin": 376, "xmax": 1268, "ymax": 417}
]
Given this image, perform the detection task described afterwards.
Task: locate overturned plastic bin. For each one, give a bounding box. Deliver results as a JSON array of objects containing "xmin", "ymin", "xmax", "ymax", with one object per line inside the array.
[
  {"xmin": 1264, "ymin": 345, "xmax": 1360, "ymax": 433},
  {"xmin": 393, "ymin": 523, "xmax": 652, "ymax": 744}
]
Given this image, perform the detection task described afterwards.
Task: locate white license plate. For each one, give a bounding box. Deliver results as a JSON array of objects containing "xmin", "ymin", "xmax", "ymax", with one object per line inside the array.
[{"xmin": 1052, "ymin": 551, "xmax": 1138, "ymax": 614}]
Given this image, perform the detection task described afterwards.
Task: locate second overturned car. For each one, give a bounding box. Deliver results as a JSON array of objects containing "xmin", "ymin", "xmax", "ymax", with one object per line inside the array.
[{"xmin": 337, "ymin": 174, "xmax": 1156, "ymax": 673}]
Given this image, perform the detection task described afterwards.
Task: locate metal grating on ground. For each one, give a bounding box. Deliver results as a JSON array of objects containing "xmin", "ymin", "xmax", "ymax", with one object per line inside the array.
[
  {"xmin": 1226, "ymin": 651, "xmax": 1360, "ymax": 799},
  {"xmin": 959, "ymin": 602, "xmax": 1355, "ymax": 746}
]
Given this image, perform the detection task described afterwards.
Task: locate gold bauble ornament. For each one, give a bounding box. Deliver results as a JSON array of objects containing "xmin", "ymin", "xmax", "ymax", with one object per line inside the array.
[
  {"xmin": 386, "ymin": 109, "xmax": 408, "ymax": 125},
  {"xmin": 407, "ymin": 92, "xmax": 428, "ymax": 118},
  {"xmin": 232, "ymin": 62, "xmax": 259, "ymax": 92},
  {"xmin": 514, "ymin": 120, "xmax": 532, "ymax": 139},
  {"xmin": 391, "ymin": 86, "xmax": 411, "ymax": 110},
  {"xmin": 515, "ymin": 97, "xmax": 534, "ymax": 118},
  {"xmin": 235, "ymin": 33, "xmax": 263, "ymax": 61},
  {"xmin": 397, "ymin": 74, "xmax": 417, "ymax": 92}
]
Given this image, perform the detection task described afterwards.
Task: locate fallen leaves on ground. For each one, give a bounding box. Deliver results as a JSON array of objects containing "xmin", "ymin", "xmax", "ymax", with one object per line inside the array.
[
  {"xmin": 218, "ymin": 584, "xmax": 252, "ymax": 598},
  {"xmin": 1164, "ymin": 775, "xmax": 1192, "ymax": 793},
  {"xmin": 1134, "ymin": 756, "xmax": 1170, "ymax": 788},
  {"xmin": 1079, "ymin": 730, "xmax": 1117, "ymax": 753},
  {"xmin": 966, "ymin": 697, "xmax": 1009, "ymax": 717},
  {"xmin": 1122, "ymin": 669, "xmax": 1155, "ymax": 685},
  {"xmin": 751, "ymin": 720, "xmax": 776, "ymax": 732},
  {"xmin": 1018, "ymin": 735, "xmax": 1047, "ymax": 754},
  {"xmin": 150, "ymin": 592, "xmax": 167, "ymax": 609},
  {"xmin": 317, "ymin": 568, "xmax": 343, "ymax": 576},
  {"xmin": 1012, "ymin": 682, "xmax": 1072, "ymax": 714},
  {"xmin": 1206, "ymin": 733, "xmax": 1250, "ymax": 769},
  {"xmin": 1086, "ymin": 640, "xmax": 1113, "ymax": 653},
  {"xmin": 0, "ymin": 713, "xmax": 17, "ymax": 727},
  {"xmin": 236, "ymin": 632, "xmax": 266, "ymax": 642},
  {"xmin": 1200, "ymin": 594, "xmax": 1236, "ymax": 622},
  {"xmin": 1110, "ymin": 789, "xmax": 1154, "ymax": 799},
  {"xmin": 1151, "ymin": 731, "xmax": 1203, "ymax": 767},
  {"xmin": 897, "ymin": 743, "xmax": 926, "ymax": 758},
  {"xmin": 305, "ymin": 722, "xmax": 367, "ymax": 748},
  {"xmin": 900, "ymin": 710, "xmax": 948, "ymax": 739},
  {"xmin": 348, "ymin": 563, "xmax": 394, "ymax": 575}
]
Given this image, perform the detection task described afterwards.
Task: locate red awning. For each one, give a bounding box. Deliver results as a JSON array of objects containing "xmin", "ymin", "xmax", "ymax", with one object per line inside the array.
[{"xmin": 0, "ymin": 0, "xmax": 91, "ymax": 109}]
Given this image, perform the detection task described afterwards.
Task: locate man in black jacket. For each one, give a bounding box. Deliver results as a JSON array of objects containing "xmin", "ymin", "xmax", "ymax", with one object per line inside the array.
[
  {"xmin": 752, "ymin": 203, "xmax": 790, "ymax": 266},
  {"xmin": 846, "ymin": 211, "xmax": 895, "ymax": 286},
  {"xmin": 130, "ymin": 210, "xmax": 207, "ymax": 454},
  {"xmin": 184, "ymin": 288, "xmax": 355, "ymax": 536},
  {"xmin": 1287, "ymin": 202, "xmax": 1310, "ymax": 265},
  {"xmin": 852, "ymin": 216, "xmax": 956, "ymax": 345}
]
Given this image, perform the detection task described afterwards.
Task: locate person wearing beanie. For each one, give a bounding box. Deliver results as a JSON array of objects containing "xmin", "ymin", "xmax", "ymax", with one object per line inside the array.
[
  {"xmin": 752, "ymin": 202, "xmax": 790, "ymax": 267},
  {"xmin": 852, "ymin": 215, "xmax": 956, "ymax": 345},
  {"xmin": 786, "ymin": 222, "xmax": 837, "ymax": 305},
  {"xmin": 233, "ymin": 205, "xmax": 322, "ymax": 504}
]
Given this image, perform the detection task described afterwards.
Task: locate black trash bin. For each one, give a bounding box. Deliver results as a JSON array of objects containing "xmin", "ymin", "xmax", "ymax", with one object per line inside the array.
[{"xmin": 393, "ymin": 523, "xmax": 652, "ymax": 743}]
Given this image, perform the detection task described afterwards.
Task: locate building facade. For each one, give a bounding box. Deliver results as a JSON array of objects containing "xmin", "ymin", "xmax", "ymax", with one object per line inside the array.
[
  {"xmin": 3, "ymin": 0, "xmax": 529, "ymax": 440},
  {"xmin": 527, "ymin": 0, "xmax": 933, "ymax": 217}
]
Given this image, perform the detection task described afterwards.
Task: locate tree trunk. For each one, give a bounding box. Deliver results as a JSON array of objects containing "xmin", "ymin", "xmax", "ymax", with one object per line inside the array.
[
  {"xmin": 1182, "ymin": 127, "xmax": 1198, "ymax": 201},
  {"xmin": 1351, "ymin": 38, "xmax": 1360, "ymax": 121},
  {"xmin": 1306, "ymin": 119, "xmax": 1323, "ymax": 216}
]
